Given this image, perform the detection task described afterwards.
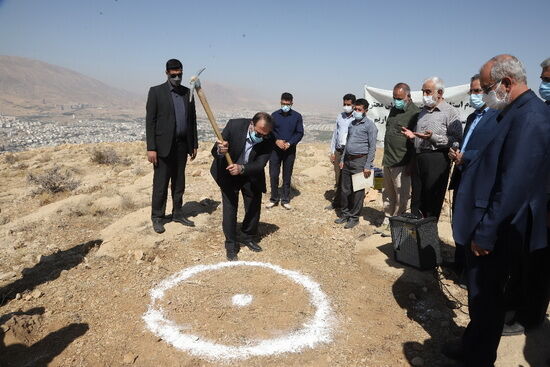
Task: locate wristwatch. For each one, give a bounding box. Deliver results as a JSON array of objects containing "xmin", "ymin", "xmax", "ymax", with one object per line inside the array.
[{"xmin": 240, "ymin": 165, "xmax": 245, "ymax": 175}]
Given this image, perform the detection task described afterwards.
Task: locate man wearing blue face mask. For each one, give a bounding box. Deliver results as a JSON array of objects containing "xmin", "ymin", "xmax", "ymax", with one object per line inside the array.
[
  {"xmin": 381, "ymin": 83, "xmax": 419, "ymax": 231},
  {"xmin": 211, "ymin": 112, "xmax": 274, "ymax": 261},
  {"xmin": 448, "ymin": 74, "xmax": 498, "ymax": 286},
  {"xmin": 336, "ymin": 99, "xmax": 378, "ymax": 229},
  {"xmin": 267, "ymin": 92, "xmax": 304, "ymax": 210},
  {"xmin": 541, "ymin": 57, "xmax": 550, "ymax": 105}
]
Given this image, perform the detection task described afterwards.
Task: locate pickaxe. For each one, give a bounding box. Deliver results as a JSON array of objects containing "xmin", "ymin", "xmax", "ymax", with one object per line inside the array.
[{"xmin": 189, "ymin": 67, "xmax": 233, "ymax": 165}]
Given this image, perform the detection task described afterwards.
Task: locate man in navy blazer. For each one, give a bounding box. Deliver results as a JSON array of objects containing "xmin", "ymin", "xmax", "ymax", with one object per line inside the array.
[
  {"xmin": 448, "ymin": 74, "xmax": 499, "ymax": 278},
  {"xmin": 446, "ymin": 55, "xmax": 550, "ymax": 367}
]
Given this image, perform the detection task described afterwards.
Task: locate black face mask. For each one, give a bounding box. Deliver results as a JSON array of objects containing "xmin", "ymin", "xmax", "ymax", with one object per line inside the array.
[{"xmin": 168, "ymin": 73, "xmax": 182, "ymax": 86}]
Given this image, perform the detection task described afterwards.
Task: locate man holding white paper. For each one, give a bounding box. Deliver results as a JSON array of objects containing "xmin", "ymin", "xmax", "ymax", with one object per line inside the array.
[{"xmin": 335, "ymin": 98, "xmax": 378, "ymax": 229}]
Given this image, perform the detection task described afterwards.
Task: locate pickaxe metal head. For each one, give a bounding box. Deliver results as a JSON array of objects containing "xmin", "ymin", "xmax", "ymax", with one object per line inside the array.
[{"xmin": 189, "ymin": 67, "xmax": 206, "ymax": 102}]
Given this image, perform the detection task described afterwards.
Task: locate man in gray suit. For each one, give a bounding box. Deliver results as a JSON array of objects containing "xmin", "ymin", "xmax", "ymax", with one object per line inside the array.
[{"xmin": 146, "ymin": 59, "xmax": 198, "ymax": 233}]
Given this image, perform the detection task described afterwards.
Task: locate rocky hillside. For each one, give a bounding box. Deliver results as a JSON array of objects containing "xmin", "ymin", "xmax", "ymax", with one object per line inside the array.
[{"xmin": 0, "ymin": 142, "xmax": 547, "ymax": 366}]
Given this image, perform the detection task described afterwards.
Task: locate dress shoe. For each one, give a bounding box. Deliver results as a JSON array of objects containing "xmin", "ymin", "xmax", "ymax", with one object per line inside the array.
[
  {"xmin": 502, "ymin": 321, "xmax": 525, "ymax": 336},
  {"xmin": 173, "ymin": 214, "xmax": 195, "ymax": 227},
  {"xmin": 344, "ymin": 219, "xmax": 359, "ymax": 229},
  {"xmin": 240, "ymin": 240, "xmax": 262, "ymax": 252},
  {"xmin": 441, "ymin": 341, "xmax": 464, "ymax": 361},
  {"xmin": 265, "ymin": 201, "xmax": 278, "ymax": 209},
  {"xmin": 334, "ymin": 217, "xmax": 348, "ymax": 224},
  {"xmin": 226, "ymin": 251, "xmax": 238, "ymax": 261},
  {"xmin": 152, "ymin": 218, "xmax": 165, "ymax": 234},
  {"xmin": 281, "ymin": 203, "xmax": 292, "ymax": 210}
]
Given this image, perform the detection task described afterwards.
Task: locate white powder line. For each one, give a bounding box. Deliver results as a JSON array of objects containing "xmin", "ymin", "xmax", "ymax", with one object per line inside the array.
[{"xmin": 143, "ymin": 261, "xmax": 335, "ymax": 361}]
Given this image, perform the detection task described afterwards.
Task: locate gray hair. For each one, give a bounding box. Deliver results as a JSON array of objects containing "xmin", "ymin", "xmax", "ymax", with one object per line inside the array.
[
  {"xmin": 541, "ymin": 58, "xmax": 550, "ymax": 69},
  {"xmin": 423, "ymin": 76, "xmax": 445, "ymax": 92},
  {"xmin": 489, "ymin": 55, "xmax": 527, "ymax": 84},
  {"xmin": 470, "ymin": 74, "xmax": 481, "ymax": 82},
  {"xmin": 393, "ymin": 82, "xmax": 411, "ymax": 96}
]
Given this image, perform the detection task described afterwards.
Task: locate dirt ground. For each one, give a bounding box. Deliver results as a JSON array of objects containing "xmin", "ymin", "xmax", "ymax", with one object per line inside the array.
[{"xmin": 0, "ymin": 142, "xmax": 548, "ymax": 367}]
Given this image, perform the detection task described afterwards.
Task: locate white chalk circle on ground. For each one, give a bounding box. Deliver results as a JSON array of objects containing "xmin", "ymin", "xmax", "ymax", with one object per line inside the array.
[
  {"xmin": 231, "ymin": 293, "xmax": 253, "ymax": 307},
  {"xmin": 143, "ymin": 261, "xmax": 335, "ymax": 361}
]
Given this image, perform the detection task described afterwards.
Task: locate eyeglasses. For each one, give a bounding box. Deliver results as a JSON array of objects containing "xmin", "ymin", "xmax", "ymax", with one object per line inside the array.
[
  {"xmin": 481, "ymin": 80, "xmax": 500, "ymax": 95},
  {"xmin": 468, "ymin": 88, "xmax": 483, "ymax": 95},
  {"xmin": 254, "ymin": 130, "xmax": 271, "ymax": 139},
  {"xmin": 168, "ymin": 73, "xmax": 182, "ymax": 78}
]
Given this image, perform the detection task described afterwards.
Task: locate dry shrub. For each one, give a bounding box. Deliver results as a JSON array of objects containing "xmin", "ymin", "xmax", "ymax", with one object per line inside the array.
[
  {"xmin": 120, "ymin": 194, "xmax": 137, "ymax": 210},
  {"xmin": 37, "ymin": 152, "xmax": 52, "ymax": 163},
  {"xmin": 2, "ymin": 152, "xmax": 18, "ymax": 165},
  {"xmin": 27, "ymin": 166, "xmax": 80, "ymax": 194},
  {"xmin": 90, "ymin": 147, "xmax": 130, "ymax": 165}
]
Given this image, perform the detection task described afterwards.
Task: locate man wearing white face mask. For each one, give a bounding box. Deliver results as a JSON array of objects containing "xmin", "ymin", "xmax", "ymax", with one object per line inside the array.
[
  {"xmin": 444, "ymin": 54, "xmax": 550, "ymax": 367},
  {"xmin": 401, "ymin": 76, "xmax": 462, "ymax": 220},
  {"xmin": 326, "ymin": 93, "xmax": 356, "ymax": 210}
]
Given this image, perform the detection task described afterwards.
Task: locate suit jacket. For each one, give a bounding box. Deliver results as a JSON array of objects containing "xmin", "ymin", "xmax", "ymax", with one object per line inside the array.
[
  {"xmin": 210, "ymin": 118, "xmax": 273, "ymax": 193},
  {"xmin": 448, "ymin": 108, "xmax": 499, "ymax": 190},
  {"xmin": 453, "ymin": 90, "xmax": 550, "ymax": 252},
  {"xmin": 145, "ymin": 81, "xmax": 198, "ymax": 157}
]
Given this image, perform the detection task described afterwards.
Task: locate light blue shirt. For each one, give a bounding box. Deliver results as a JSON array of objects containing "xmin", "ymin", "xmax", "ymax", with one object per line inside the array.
[
  {"xmin": 236, "ymin": 135, "xmax": 259, "ymax": 165},
  {"xmin": 461, "ymin": 107, "xmax": 489, "ymax": 151},
  {"xmin": 330, "ymin": 112, "xmax": 354, "ymax": 152}
]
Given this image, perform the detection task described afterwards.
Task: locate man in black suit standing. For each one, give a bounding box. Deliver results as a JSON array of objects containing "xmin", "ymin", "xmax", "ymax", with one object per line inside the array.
[
  {"xmin": 211, "ymin": 112, "xmax": 273, "ymax": 261},
  {"xmin": 146, "ymin": 59, "xmax": 198, "ymax": 234}
]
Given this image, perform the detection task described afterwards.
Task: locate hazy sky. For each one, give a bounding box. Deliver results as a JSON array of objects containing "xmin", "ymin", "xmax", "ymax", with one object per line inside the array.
[{"xmin": 1, "ymin": 0, "xmax": 548, "ymax": 110}]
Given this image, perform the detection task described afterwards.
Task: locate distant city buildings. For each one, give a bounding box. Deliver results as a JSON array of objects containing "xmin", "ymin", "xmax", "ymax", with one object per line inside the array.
[{"xmin": 0, "ymin": 112, "xmax": 335, "ymax": 152}]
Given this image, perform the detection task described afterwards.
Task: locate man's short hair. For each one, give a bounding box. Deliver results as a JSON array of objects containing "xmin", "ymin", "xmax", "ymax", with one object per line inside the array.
[
  {"xmin": 423, "ymin": 76, "xmax": 445, "ymax": 92},
  {"xmin": 252, "ymin": 112, "xmax": 273, "ymax": 127},
  {"xmin": 354, "ymin": 98, "xmax": 369, "ymax": 110},
  {"xmin": 540, "ymin": 57, "xmax": 550, "ymax": 69},
  {"xmin": 470, "ymin": 74, "xmax": 481, "ymax": 82},
  {"xmin": 166, "ymin": 59, "xmax": 183, "ymax": 71},
  {"xmin": 281, "ymin": 92, "xmax": 293, "ymax": 102},
  {"xmin": 393, "ymin": 82, "xmax": 411, "ymax": 96},
  {"xmin": 489, "ymin": 55, "xmax": 527, "ymax": 84},
  {"xmin": 343, "ymin": 93, "xmax": 356, "ymax": 103}
]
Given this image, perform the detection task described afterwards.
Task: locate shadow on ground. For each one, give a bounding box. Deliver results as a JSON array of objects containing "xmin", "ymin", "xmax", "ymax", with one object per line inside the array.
[
  {"xmin": 0, "ymin": 307, "xmax": 88, "ymax": 366},
  {"xmin": 377, "ymin": 241, "xmax": 466, "ymax": 366},
  {"xmin": 0, "ymin": 240, "xmax": 102, "ymax": 306}
]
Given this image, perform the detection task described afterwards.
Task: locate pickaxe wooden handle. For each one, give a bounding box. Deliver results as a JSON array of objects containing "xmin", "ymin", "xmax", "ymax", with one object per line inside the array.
[{"xmin": 190, "ymin": 69, "xmax": 233, "ymax": 165}]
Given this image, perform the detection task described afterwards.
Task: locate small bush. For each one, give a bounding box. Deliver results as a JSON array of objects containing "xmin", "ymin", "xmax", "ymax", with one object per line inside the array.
[
  {"xmin": 27, "ymin": 166, "xmax": 80, "ymax": 194},
  {"xmin": 2, "ymin": 153, "xmax": 18, "ymax": 165},
  {"xmin": 90, "ymin": 147, "xmax": 130, "ymax": 165}
]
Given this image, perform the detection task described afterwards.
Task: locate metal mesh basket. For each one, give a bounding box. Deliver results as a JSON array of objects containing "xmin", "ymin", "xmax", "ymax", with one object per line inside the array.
[{"xmin": 389, "ymin": 214, "xmax": 441, "ymax": 270}]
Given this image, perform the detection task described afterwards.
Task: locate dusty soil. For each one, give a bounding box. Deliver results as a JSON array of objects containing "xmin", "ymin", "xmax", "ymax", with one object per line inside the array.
[{"xmin": 0, "ymin": 142, "xmax": 548, "ymax": 367}]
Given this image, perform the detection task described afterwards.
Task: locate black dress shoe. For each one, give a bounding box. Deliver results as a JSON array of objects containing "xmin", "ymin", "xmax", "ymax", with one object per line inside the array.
[
  {"xmin": 240, "ymin": 240, "xmax": 262, "ymax": 252},
  {"xmin": 226, "ymin": 251, "xmax": 239, "ymax": 261},
  {"xmin": 152, "ymin": 218, "xmax": 165, "ymax": 234},
  {"xmin": 334, "ymin": 217, "xmax": 348, "ymax": 224},
  {"xmin": 442, "ymin": 341, "xmax": 464, "ymax": 361},
  {"xmin": 502, "ymin": 321, "xmax": 525, "ymax": 336},
  {"xmin": 173, "ymin": 214, "xmax": 195, "ymax": 227},
  {"xmin": 344, "ymin": 219, "xmax": 359, "ymax": 229}
]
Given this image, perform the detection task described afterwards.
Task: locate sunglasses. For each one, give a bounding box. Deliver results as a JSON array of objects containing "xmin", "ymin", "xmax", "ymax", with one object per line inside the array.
[{"xmin": 168, "ymin": 73, "xmax": 182, "ymax": 78}]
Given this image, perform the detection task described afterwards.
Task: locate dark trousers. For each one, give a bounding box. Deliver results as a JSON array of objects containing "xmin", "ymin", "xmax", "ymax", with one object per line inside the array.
[
  {"xmin": 340, "ymin": 156, "xmax": 367, "ymax": 221},
  {"xmin": 517, "ymin": 245, "xmax": 550, "ymax": 328},
  {"xmin": 462, "ymin": 229, "xmax": 522, "ymax": 367},
  {"xmin": 221, "ymin": 179, "xmax": 262, "ymax": 253},
  {"xmin": 151, "ymin": 139, "xmax": 188, "ymax": 219},
  {"xmin": 411, "ymin": 150, "xmax": 450, "ymax": 219},
  {"xmin": 269, "ymin": 145, "xmax": 296, "ymax": 204},
  {"xmin": 451, "ymin": 186, "xmax": 466, "ymax": 273}
]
